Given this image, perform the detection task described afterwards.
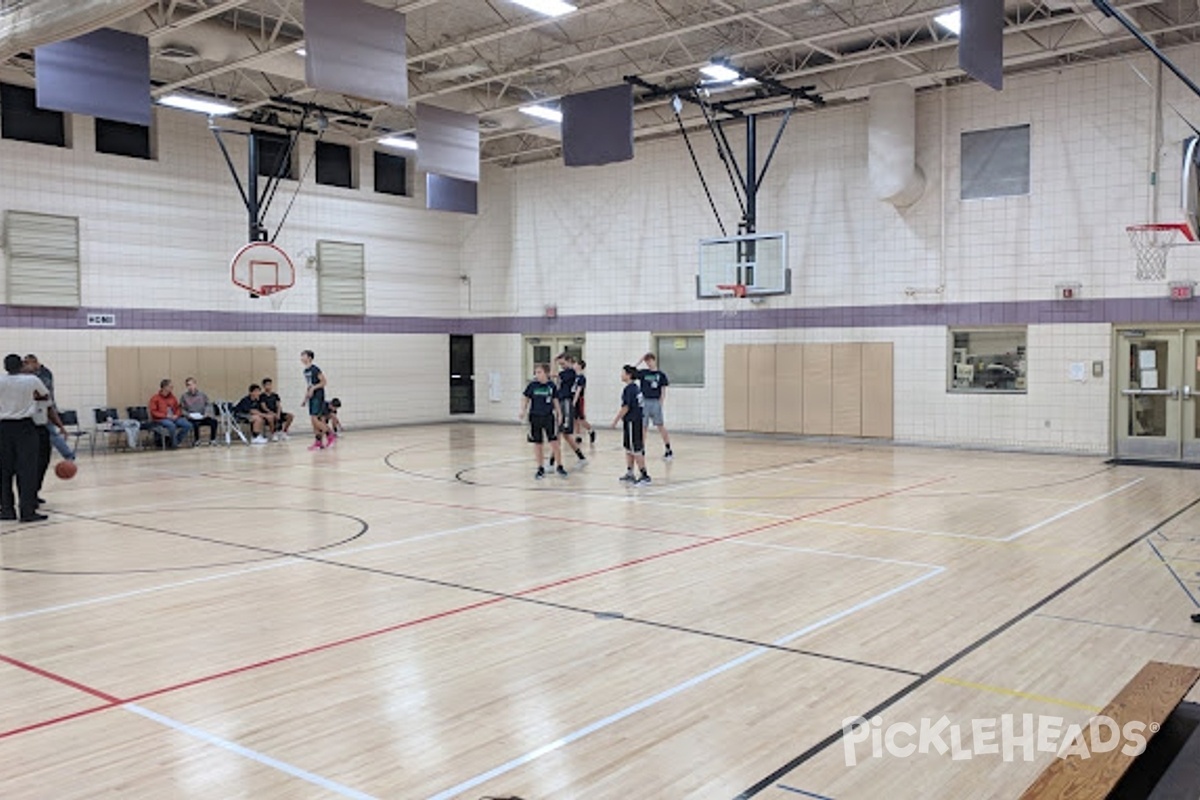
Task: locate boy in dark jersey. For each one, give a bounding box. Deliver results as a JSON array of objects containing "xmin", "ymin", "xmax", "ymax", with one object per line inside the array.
[
  {"xmin": 573, "ymin": 359, "xmax": 595, "ymax": 446},
  {"xmin": 555, "ymin": 354, "xmax": 586, "ymax": 465},
  {"xmin": 260, "ymin": 378, "xmax": 294, "ymax": 441},
  {"xmin": 520, "ymin": 364, "xmax": 566, "ymax": 479},
  {"xmin": 301, "ymin": 350, "xmax": 330, "ymax": 451},
  {"xmin": 635, "ymin": 352, "xmax": 673, "ymax": 460},
  {"xmin": 612, "ymin": 365, "xmax": 650, "ymax": 485}
]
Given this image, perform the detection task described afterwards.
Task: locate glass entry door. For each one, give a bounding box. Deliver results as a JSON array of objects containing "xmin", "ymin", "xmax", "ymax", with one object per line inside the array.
[
  {"xmin": 1183, "ymin": 332, "xmax": 1200, "ymax": 462},
  {"xmin": 524, "ymin": 336, "xmax": 585, "ymax": 380},
  {"xmin": 1116, "ymin": 331, "xmax": 1184, "ymax": 460}
]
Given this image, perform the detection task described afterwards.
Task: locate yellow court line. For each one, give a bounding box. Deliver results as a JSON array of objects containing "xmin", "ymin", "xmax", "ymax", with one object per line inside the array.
[{"xmin": 936, "ymin": 676, "xmax": 1102, "ymax": 713}]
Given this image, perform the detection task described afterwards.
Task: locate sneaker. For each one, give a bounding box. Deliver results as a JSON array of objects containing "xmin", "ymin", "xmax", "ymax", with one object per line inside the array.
[
  {"xmin": 252, "ymin": 435, "xmax": 269, "ymax": 445},
  {"xmin": 589, "ymin": 430, "xmax": 596, "ymax": 444},
  {"xmin": 307, "ymin": 440, "xmax": 324, "ymax": 451},
  {"xmin": 535, "ymin": 466, "xmax": 546, "ymax": 480},
  {"xmin": 326, "ymin": 434, "xmax": 338, "ymax": 447},
  {"xmin": 270, "ymin": 433, "xmax": 280, "ymax": 442},
  {"xmin": 556, "ymin": 465, "xmax": 568, "ymax": 478},
  {"xmin": 664, "ymin": 449, "xmax": 674, "ymax": 461},
  {"xmin": 279, "ymin": 432, "xmax": 289, "ymax": 441},
  {"xmin": 576, "ymin": 450, "xmax": 586, "ymax": 462},
  {"xmin": 19, "ymin": 513, "xmax": 48, "ymax": 522},
  {"xmin": 0, "ymin": 511, "xmax": 15, "ymax": 521},
  {"xmin": 635, "ymin": 474, "xmax": 652, "ymax": 486},
  {"xmin": 619, "ymin": 472, "xmax": 636, "ymax": 483}
]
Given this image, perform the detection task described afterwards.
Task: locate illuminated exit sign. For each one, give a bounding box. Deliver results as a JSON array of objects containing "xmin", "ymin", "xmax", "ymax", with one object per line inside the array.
[{"xmin": 1169, "ymin": 281, "xmax": 1196, "ymax": 301}]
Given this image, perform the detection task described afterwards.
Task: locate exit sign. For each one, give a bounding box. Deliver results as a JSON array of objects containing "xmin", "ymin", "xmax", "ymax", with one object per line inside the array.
[{"xmin": 1169, "ymin": 281, "xmax": 1196, "ymax": 301}]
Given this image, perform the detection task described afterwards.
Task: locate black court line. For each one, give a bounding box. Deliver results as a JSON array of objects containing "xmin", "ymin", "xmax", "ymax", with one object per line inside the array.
[
  {"xmin": 1, "ymin": 507, "xmax": 368, "ymax": 575},
  {"xmin": 731, "ymin": 493, "xmax": 1200, "ymax": 799},
  {"xmin": 37, "ymin": 504, "xmax": 919, "ymax": 679}
]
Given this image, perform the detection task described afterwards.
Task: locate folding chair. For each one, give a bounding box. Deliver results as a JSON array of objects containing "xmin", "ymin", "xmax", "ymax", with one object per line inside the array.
[
  {"xmin": 57, "ymin": 410, "xmax": 90, "ymax": 455},
  {"xmin": 92, "ymin": 407, "xmax": 134, "ymax": 454},
  {"xmin": 216, "ymin": 401, "xmax": 250, "ymax": 445},
  {"xmin": 127, "ymin": 406, "xmax": 168, "ymax": 450}
]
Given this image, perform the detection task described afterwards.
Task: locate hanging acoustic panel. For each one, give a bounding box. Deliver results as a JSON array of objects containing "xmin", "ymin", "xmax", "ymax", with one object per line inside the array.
[
  {"xmin": 427, "ymin": 174, "xmax": 478, "ymax": 215},
  {"xmin": 304, "ymin": 0, "xmax": 408, "ymax": 107},
  {"xmin": 561, "ymin": 83, "xmax": 634, "ymax": 167},
  {"xmin": 35, "ymin": 28, "xmax": 151, "ymax": 126},
  {"xmin": 959, "ymin": 0, "xmax": 1004, "ymax": 91},
  {"xmin": 416, "ymin": 104, "xmax": 480, "ymax": 183}
]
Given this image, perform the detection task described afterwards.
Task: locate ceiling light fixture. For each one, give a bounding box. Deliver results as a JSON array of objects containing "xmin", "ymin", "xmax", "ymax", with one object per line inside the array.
[
  {"xmin": 509, "ymin": 0, "xmax": 577, "ymax": 17},
  {"xmin": 159, "ymin": 94, "xmax": 238, "ymax": 116},
  {"xmin": 379, "ymin": 135, "xmax": 418, "ymax": 151},
  {"xmin": 934, "ymin": 8, "xmax": 961, "ymax": 34},
  {"xmin": 700, "ymin": 63, "xmax": 741, "ymax": 83},
  {"xmin": 519, "ymin": 104, "xmax": 563, "ymax": 123}
]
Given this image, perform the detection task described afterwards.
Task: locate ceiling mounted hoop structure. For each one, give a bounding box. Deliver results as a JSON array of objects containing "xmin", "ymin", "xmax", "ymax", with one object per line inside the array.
[
  {"xmin": 230, "ymin": 241, "xmax": 296, "ymax": 299},
  {"xmin": 1126, "ymin": 223, "xmax": 1196, "ymax": 281},
  {"xmin": 716, "ymin": 283, "xmax": 747, "ymax": 317}
]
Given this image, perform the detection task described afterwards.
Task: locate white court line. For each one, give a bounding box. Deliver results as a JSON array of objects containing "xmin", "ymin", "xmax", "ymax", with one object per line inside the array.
[
  {"xmin": 126, "ymin": 704, "xmax": 379, "ymax": 800},
  {"xmin": 643, "ymin": 457, "xmax": 844, "ymax": 497},
  {"xmin": 618, "ymin": 495, "xmax": 793, "ymax": 520},
  {"xmin": 722, "ymin": 539, "xmax": 943, "ymax": 571},
  {"xmin": 809, "ymin": 478, "xmax": 1145, "ymax": 543},
  {"xmin": 426, "ymin": 567, "xmax": 945, "ymax": 800},
  {"xmin": 0, "ymin": 517, "xmax": 529, "ymax": 624}
]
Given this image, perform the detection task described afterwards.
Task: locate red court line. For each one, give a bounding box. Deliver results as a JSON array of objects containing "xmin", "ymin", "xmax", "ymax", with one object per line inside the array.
[
  {"xmin": 0, "ymin": 475, "xmax": 943, "ymax": 741},
  {"xmin": 0, "ymin": 653, "xmax": 120, "ymax": 703}
]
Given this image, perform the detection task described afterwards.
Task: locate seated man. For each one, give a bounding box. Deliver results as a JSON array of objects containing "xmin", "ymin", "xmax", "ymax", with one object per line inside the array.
[
  {"xmin": 259, "ymin": 378, "xmax": 293, "ymax": 441},
  {"xmin": 148, "ymin": 379, "xmax": 193, "ymax": 448},
  {"xmin": 233, "ymin": 384, "xmax": 270, "ymax": 445},
  {"xmin": 180, "ymin": 377, "xmax": 218, "ymax": 446}
]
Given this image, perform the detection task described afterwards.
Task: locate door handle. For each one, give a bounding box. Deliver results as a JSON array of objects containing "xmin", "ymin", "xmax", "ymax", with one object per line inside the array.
[
  {"xmin": 1122, "ymin": 388, "xmax": 1177, "ymax": 397},
  {"xmin": 451, "ymin": 374, "xmax": 462, "ymax": 379},
  {"xmin": 1185, "ymin": 385, "xmax": 1194, "ymax": 400}
]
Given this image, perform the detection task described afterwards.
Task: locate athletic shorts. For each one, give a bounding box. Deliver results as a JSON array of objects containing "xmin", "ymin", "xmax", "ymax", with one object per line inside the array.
[
  {"xmin": 622, "ymin": 417, "xmax": 645, "ymax": 455},
  {"xmin": 558, "ymin": 398, "xmax": 575, "ymax": 434},
  {"xmin": 643, "ymin": 398, "xmax": 664, "ymax": 427},
  {"xmin": 528, "ymin": 413, "xmax": 556, "ymax": 444},
  {"xmin": 575, "ymin": 396, "xmax": 586, "ymax": 420},
  {"xmin": 308, "ymin": 390, "xmax": 325, "ymax": 417}
]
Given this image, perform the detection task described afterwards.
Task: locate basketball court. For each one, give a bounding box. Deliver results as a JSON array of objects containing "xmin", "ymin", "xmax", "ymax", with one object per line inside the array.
[{"xmin": 0, "ymin": 427, "xmax": 1195, "ymax": 798}]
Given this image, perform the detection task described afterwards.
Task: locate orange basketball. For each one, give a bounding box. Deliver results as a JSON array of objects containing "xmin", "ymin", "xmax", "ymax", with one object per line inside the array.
[{"xmin": 54, "ymin": 460, "xmax": 77, "ymax": 480}]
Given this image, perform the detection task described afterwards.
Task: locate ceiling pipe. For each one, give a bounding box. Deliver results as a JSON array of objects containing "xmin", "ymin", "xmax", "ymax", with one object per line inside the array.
[{"xmin": 0, "ymin": 0, "xmax": 155, "ymax": 61}]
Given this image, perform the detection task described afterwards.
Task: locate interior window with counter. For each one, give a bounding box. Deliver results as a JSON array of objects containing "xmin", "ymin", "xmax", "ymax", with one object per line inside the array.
[{"xmin": 948, "ymin": 329, "xmax": 1027, "ymax": 393}]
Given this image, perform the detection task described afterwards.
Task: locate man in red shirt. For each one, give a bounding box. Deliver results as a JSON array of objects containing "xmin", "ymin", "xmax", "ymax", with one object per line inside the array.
[{"xmin": 148, "ymin": 379, "xmax": 193, "ymax": 448}]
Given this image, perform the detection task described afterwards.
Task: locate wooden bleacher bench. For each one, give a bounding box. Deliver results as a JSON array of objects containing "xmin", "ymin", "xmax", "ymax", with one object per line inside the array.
[{"xmin": 1020, "ymin": 661, "xmax": 1200, "ymax": 800}]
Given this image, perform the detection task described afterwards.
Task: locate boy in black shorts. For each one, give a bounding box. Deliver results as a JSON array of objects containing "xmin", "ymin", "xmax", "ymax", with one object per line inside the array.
[
  {"xmin": 323, "ymin": 397, "xmax": 343, "ymax": 442},
  {"xmin": 612, "ymin": 365, "xmax": 650, "ymax": 485},
  {"xmin": 573, "ymin": 359, "xmax": 594, "ymax": 446},
  {"xmin": 260, "ymin": 378, "xmax": 294, "ymax": 441},
  {"xmin": 301, "ymin": 350, "xmax": 329, "ymax": 451},
  {"xmin": 555, "ymin": 354, "xmax": 586, "ymax": 465},
  {"xmin": 520, "ymin": 364, "xmax": 566, "ymax": 479}
]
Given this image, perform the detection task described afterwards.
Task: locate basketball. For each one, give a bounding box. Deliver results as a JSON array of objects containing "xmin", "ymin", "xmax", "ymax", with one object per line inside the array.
[{"xmin": 54, "ymin": 460, "xmax": 77, "ymax": 480}]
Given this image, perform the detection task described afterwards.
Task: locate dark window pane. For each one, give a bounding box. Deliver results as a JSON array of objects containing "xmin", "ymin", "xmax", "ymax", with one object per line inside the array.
[
  {"xmin": 253, "ymin": 129, "xmax": 295, "ymax": 179},
  {"xmin": 374, "ymin": 151, "xmax": 408, "ymax": 196},
  {"xmin": 316, "ymin": 140, "xmax": 353, "ymax": 188},
  {"xmin": 1, "ymin": 83, "xmax": 66, "ymax": 147},
  {"xmin": 96, "ymin": 117, "xmax": 151, "ymax": 159}
]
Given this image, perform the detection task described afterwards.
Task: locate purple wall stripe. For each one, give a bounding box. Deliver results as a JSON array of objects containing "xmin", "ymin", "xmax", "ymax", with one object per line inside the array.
[{"xmin": 4, "ymin": 297, "xmax": 1200, "ymax": 335}]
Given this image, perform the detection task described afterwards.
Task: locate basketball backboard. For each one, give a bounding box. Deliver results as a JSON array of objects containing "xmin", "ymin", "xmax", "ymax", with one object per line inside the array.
[
  {"xmin": 231, "ymin": 242, "xmax": 296, "ymax": 299},
  {"xmin": 1183, "ymin": 137, "xmax": 1200, "ymax": 240},
  {"xmin": 697, "ymin": 232, "xmax": 790, "ymax": 298}
]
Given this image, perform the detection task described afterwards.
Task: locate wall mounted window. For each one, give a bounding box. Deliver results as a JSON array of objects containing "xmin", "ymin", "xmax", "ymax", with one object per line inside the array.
[
  {"xmin": 374, "ymin": 150, "xmax": 409, "ymax": 196},
  {"xmin": 253, "ymin": 129, "xmax": 295, "ymax": 180},
  {"xmin": 5, "ymin": 211, "xmax": 80, "ymax": 307},
  {"xmin": 961, "ymin": 124, "xmax": 1030, "ymax": 199},
  {"xmin": 95, "ymin": 117, "xmax": 151, "ymax": 159},
  {"xmin": 316, "ymin": 140, "xmax": 354, "ymax": 188},
  {"xmin": 653, "ymin": 334, "xmax": 705, "ymax": 387},
  {"xmin": 949, "ymin": 329, "xmax": 1027, "ymax": 393},
  {"xmin": 0, "ymin": 83, "xmax": 66, "ymax": 147}
]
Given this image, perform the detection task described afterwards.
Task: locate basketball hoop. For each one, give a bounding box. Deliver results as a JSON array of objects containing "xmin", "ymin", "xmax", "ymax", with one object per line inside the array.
[
  {"xmin": 716, "ymin": 283, "xmax": 747, "ymax": 317},
  {"xmin": 1126, "ymin": 223, "xmax": 1195, "ymax": 281},
  {"xmin": 231, "ymin": 242, "xmax": 296, "ymax": 302}
]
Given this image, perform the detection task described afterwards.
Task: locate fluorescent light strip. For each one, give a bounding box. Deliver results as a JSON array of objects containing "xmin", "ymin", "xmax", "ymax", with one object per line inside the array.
[
  {"xmin": 700, "ymin": 63, "xmax": 741, "ymax": 83},
  {"xmin": 519, "ymin": 104, "xmax": 563, "ymax": 123},
  {"xmin": 159, "ymin": 94, "xmax": 238, "ymax": 116},
  {"xmin": 732, "ymin": 77, "xmax": 759, "ymax": 87},
  {"xmin": 379, "ymin": 135, "xmax": 418, "ymax": 151},
  {"xmin": 934, "ymin": 8, "xmax": 961, "ymax": 34},
  {"xmin": 509, "ymin": 0, "xmax": 577, "ymax": 17}
]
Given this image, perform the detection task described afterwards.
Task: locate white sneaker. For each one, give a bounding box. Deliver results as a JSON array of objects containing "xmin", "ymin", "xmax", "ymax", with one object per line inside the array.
[
  {"xmin": 251, "ymin": 435, "xmax": 269, "ymax": 445},
  {"xmin": 270, "ymin": 433, "xmax": 280, "ymax": 442},
  {"xmin": 279, "ymin": 432, "xmax": 289, "ymax": 441}
]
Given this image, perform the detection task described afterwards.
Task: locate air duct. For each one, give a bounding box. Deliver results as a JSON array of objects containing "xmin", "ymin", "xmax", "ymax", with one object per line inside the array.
[
  {"xmin": 0, "ymin": 0, "xmax": 154, "ymax": 61},
  {"xmin": 868, "ymin": 83, "xmax": 926, "ymax": 208}
]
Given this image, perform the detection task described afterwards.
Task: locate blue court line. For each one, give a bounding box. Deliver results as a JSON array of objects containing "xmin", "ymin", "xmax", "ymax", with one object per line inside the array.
[
  {"xmin": 1147, "ymin": 540, "xmax": 1200, "ymax": 607},
  {"xmin": 777, "ymin": 785, "xmax": 835, "ymax": 799},
  {"xmin": 425, "ymin": 567, "xmax": 944, "ymax": 800},
  {"xmin": 127, "ymin": 704, "xmax": 378, "ymax": 799},
  {"xmin": 1036, "ymin": 612, "xmax": 1200, "ymax": 640}
]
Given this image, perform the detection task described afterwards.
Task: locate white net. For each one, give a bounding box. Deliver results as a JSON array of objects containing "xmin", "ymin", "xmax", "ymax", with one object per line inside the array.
[{"xmin": 1127, "ymin": 224, "xmax": 1189, "ymax": 282}]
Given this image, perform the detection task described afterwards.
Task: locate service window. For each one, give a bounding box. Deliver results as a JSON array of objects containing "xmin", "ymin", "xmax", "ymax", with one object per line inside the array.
[{"xmin": 949, "ymin": 329, "xmax": 1027, "ymax": 393}]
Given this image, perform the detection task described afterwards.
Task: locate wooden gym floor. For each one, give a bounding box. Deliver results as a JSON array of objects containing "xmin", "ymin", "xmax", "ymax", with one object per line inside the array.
[{"xmin": 1, "ymin": 423, "xmax": 1198, "ymax": 799}]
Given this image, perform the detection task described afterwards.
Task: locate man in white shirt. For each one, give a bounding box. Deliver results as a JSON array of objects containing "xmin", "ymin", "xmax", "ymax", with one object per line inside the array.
[{"xmin": 0, "ymin": 353, "xmax": 49, "ymax": 522}]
